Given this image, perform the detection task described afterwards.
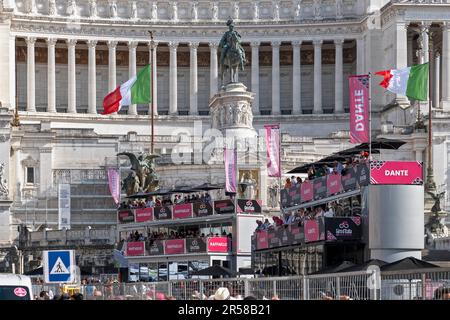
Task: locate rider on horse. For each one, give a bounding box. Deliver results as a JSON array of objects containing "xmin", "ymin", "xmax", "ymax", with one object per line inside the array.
[{"xmin": 219, "ymin": 19, "xmax": 246, "ymax": 71}]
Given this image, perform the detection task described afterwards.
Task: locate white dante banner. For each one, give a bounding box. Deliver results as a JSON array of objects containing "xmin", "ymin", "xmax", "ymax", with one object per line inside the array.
[
  {"xmin": 224, "ymin": 148, "xmax": 237, "ymax": 193},
  {"xmin": 58, "ymin": 183, "xmax": 71, "ymax": 230}
]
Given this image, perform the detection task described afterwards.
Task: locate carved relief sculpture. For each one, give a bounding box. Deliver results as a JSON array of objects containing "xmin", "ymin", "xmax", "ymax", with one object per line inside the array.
[
  {"xmin": 253, "ymin": 1, "xmax": 259, "ymax": 21},
  {"xmin": 233, "ymin": 1, "xmax": 239, "ymax": 20},
  {"xmin": 151, "ymin": 1, "xmax": 158, "ymax": 20},
  {"xmin": 89, "ymin": 0, "xmax": 97, "ymax": 18},
  {"xmin": 336, "ymin": 0, "xmax": 343, "ymax": 19},
  {"xmin": 109, "ymin": 0, "xmax": 118, "ymax": 19},
  {"xmin": 48, "ymin": 0, "xmax": 57, "ymax": 16},
  {"xmin": 171, "ymin": 1, "xmax": 178, "ymax": 21},
  {"xmin": 67, "ymin": 0, "xmax": 77, "ymax": 17},
  {"xmin": 313, "ymin": 0, "xmax": 322, "ymax": 20},
  {"xmin": 294, "ymin": 0, "xmax": 301, "ymax": 20},
  {"xmin": 27, "ymin": 0, "xmax": 37, "ymax": 14},
  {"xmin": 191, "ymin": 1, "xmax": 198, "ymax": 21},
  {"xmin": 273, "ymin": 0, "xmax": 280, "ymax": 21},
  {"xmin": 0, "ymin": 163, "xmax": 8, "ymax": 198},
  {"xmin": 130, "ymin": 1, "xmax": 137, "ymax": 20},
  {"xmin": 211, "ymin": 2, "xmax": 218, "ymax": 21},
  {"xmin": 117, "ymin": 152, "xmax": 160, "ymax": 195}
]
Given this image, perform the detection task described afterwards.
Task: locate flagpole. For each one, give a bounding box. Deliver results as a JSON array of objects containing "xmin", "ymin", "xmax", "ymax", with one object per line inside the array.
[
  {"xmin": 426, "ymin": 30, "xmax": 435, "ymax": 191},
  {"xmin": 278, "ymin": 123, "xmax": 282, "ymax": 211},
  {"xmin": 148, "ymin": 31, "xmax": 155, "ymax": 154},
  {"xmin": 368, "ymin": 73, "xmax": 372, "ymax": 162}
]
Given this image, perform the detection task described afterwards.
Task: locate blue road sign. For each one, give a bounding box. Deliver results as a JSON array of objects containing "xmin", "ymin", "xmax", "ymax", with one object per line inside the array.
[{"xmin": 44, "ymin": 250, "xmax": 75, "ymax": 283}]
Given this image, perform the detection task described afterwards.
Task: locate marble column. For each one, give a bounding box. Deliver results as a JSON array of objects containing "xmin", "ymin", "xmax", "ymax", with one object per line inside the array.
[
  {"xmin": 169, "ymin": 41, "xmax": 178, "ymax": 115},
  {"xmin": 356, "ymin": 37, "xmax": 364, "ymax": 74},
  {"xmin": 46, "ymin": 38, "xmax": 57, "ymax": 113},
  {"xmin": 292, "ymin": 40, "xmax": 301, "ymax": 115},
  {"xmin": 434, "ymin": 52, "xmax": 440, "ymax": 109},
  {"xmin": 26, "ymin": 37, "xmax": 36, "ymax": 112},
  {"xmin": 250, "ymin": 41, "xmax": 260, "ymax": 115},
  {"xmin": 334, "ymin": 39, "xmax": 344, "ymax": 113},
  {"xmin": 108, "ymin": 40, "xmax": 118, "ymax": 91},
  {"xmin": 442, "ymin": 22, "xmax": 450, "ymax": 111},
  {"xmin": 189, "ymin": 42, "xmax": 199, "ymax": 115},
  {"xmin": 88, "ymin": 40, "xmax": 97, "ymax": 114},
  {"xmin": 407, "ymin": 34, "xmax": 414, "ymax": 66},
  {"xmin": 271, "ymin": 41, "xmax": 281, "ymax": 115},
  {"xmin": 395, "ymin": 22, "xmax": 409, "ymax": 106},
  {"xmin": 209, "ymin": 42, "xmax": 219, "ymax": 97},
  {"xmin": 67, "ymin": 39, "xmax": 77, "ymax": 113},
  {"xmin": 148, "ymin": 41, "xmax": 158, "ymax": 115},
  {"xmin": 313, "ymin": 39, "xmax": 323, "ymax": 114},
  {"xmin": 128, "ymin": 41, "xmax": 138, "ymax": 115},
  {"xmin": 420, "ymin": 22, "xmax": 430, "ymax": 64}
]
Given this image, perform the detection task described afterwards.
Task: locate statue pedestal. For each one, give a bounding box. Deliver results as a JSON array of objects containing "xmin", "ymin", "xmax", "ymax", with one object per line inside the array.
[{"xmin": 209, "ymin": 82, "xmax": 257, "ymax": 141}]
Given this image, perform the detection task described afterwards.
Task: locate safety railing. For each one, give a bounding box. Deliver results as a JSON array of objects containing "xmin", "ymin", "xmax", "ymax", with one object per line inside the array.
[{"xmin": 32, "ymin": 268, "xmax": 449, "ymax": 300}]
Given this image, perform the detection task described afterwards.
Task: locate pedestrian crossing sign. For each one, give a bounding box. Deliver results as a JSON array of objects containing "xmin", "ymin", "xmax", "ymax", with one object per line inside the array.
[{"xmin": 43, "ymin": 250, "xmax": 75, "ymax": 283}]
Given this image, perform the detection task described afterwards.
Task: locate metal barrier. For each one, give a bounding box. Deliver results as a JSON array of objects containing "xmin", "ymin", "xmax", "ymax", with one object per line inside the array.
[{"xmin": 32, "ymin": 268, "xmax": 450, "ymax": 300}]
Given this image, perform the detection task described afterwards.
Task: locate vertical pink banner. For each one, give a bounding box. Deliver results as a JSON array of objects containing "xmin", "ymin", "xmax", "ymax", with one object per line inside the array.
[
  {"xmin": 107, "ymin": 168, "xmax": 120, "ymax": 204},
  {"xmin": 349, "ymin": 75, "xmax": 370, "ymax": 144},
  {"xmin": 264, "ymin": 124, "xmax": 281, "ymax": 177},
  {"xmin": 224, "ymin": 148, "xmax": 237, "ymax": 193}
]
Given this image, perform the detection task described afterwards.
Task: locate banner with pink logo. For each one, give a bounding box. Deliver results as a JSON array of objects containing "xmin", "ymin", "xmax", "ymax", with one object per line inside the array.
[
  {"xmin": 305, "ymin": 220, "xmax": 320, "ymax": 243},
  {"xmin": 256, "ymin": 230, "xmax": 269, "ymax": 250},
  {"xmin": 327, "ymin": 174, "xmax": 343, "ymax": 196},
  {"xmin": 164, "ymin": 239, "xmax": 185, "ymax": 255},
  {"xmin": 173, "ymin": 203, "xmax": 193, "ymax": 219},
  {"xmin": 370, "ymin": 161, "xmax": 423, "ymax": 185},
  {"xmin": 236, "ymin": 199, "xmax": 262, "ymax": 213},
  {"xmin": 301, "ymin": 180, "xmax": 313, "ymax": 202},
  {"xmin": 126, "ymin": 241, "xmax": 145, "ymax": 256},
  {"xmin": 264, "ymin": 124, "xmax": 281, "ymax": 177},
  {"xmin": 207, "ymin": 237, "xmax": 229, "ymax": 253},
  {"xmin": 224, "ymin": 148, "xmax": 237, "ymax": 193},
  {"xmin": 135, "ymin": 208, "xmax": 153, "ymax": 223},
  {"xmin": 349, "ymin": 75, "xmax": 370, "ymax": 144},
  {"xmin": 107, "ymin": 168, "xmax": 120, "ymax": 204}
]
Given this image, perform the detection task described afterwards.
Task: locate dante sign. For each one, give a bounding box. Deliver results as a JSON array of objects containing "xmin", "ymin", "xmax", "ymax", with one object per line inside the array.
[{"xmin": 370, "ymin": 161, "xmax": 423, "ymax": 185}]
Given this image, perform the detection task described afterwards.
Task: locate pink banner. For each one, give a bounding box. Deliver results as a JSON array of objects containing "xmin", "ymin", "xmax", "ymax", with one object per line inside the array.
[
  {"xmin": 301, "ymin": 181, "xmax": 313, "ymax": 202},
  {"xmin": 264, "ymin": 124, "xmax": 281, "ymax": 177},
  {"xmin": 126, "ymin": 241, "xmax": 145, "ymax": 256},
  {"xmin": 135, "ymin": 207, "xmax": 153, "ymax": 223},
  {"xmin": 349, "ymin": 75, "xmax": 370, "ymax": 144},
  {"xmin": 107, "ymin": 168, "xmax": 120, "ymax": 204},
  {"xmin": 173, "ymin": 203, "xmax": 193, "ymax": 219},
  {"xmin": 256, "ymin": 231, "xmax": 269, "ymax": 250},
  {"xmin": 370, "ymin": 161, "xmax": 423, "ymax": 185},
  {"xmin": 224, "ymin": 148, "xmax": 237, "ymax": 193},
  {"xmin": 207, "ymin": 237, "xmax": 229, "ymax": 253},
  {"xmin": 164, "ymin": 239, "xmax": 185, "ymax": 255},
  {"xmin": 305, "ymin": 220, "xmax": 320, "ymax": 243},
  {"xmin": 327, "ymin": 174, "xmax": 342, "ymax": 196}
]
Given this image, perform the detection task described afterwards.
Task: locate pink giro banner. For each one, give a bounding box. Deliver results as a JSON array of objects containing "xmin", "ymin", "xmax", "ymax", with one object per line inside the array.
[
  {"xmin": 327, "ymin": 174, "xmax": 342, "ymax": 196},
  {"xmin": 264, "ymin": 124, "xmax": 281, "ymax": 177},
  {"xmin": 207, "ymin": 237, "xmax": 229, "ymax": 253},
  {"xmin": 173, "ymin": 203, "xmax": 193, "ymax": 219},
  {"xmin": 349, "ymin": 75, "xmax": 370, "ymax": 144},
  {"xmin": 135, "ymin": 207, "xmax": 153, "ymax": 223},
  {"xmin": 370, "ymin": 161, "xmax": 423, "ymax": 185},
  {"xmin": 107, "ymin": 168, "xmax": 120, "ymax": 204},
  {"xmin": 305, "ymin": 220, "xmax": 320, "ymax": 243},
  {"xmin": 301, "ymin": 180, "xmax": 313, "ymax": 202},
  {"xmin": 224, "ymin": 148, "xmax": 237, "ymax": 193},
  {"xmin": 164, "ymin": 239, "xmax": 185, "ymax": 255},
  {"xmin": 126, "ymin": 241, "xmax": 145, "ymax": 256}
]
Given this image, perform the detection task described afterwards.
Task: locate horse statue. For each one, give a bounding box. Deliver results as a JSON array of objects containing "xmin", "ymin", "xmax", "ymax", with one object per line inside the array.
[{"xmin": 219, "ymin": 19, "xmax": 247, "ymax": 85}]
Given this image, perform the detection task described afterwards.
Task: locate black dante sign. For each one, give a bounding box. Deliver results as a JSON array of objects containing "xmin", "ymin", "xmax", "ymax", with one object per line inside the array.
[
  {"xmin": 325, "ymin": 217, "xmax": 362, "ymax": 241},
  {"xmin": 118, "ymin": 210, "xmax": 135, "ymax": 223},
  {"xmin": 186, "ymin": 238, "xmax": 207, "ymax": 253},
  {"xmin": 237, "ymin": 199, "xmax": 262, "ymax": 214},
  {"xmin": 154, "ymin": 206, "xmax": 173, "ymax": 220},
  {"xmin": 193, "ymin": 202, "xmax": 214, "ymax": 217},
  {"xmin": 213, "ymin": 200, "xmax": 235, "ymax": 214},
  {"xmin": 313, "ymin": 176, "xmax": 327, "ymax": 200},
  {"xmin": 148, "ymin": 240, "xmax": 164, "ymax": 255}
]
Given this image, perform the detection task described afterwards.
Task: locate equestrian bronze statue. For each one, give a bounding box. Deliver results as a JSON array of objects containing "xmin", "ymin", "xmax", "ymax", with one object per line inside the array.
[{"xmin": 219, "ymin": 19, "xmax": 247, "ymax": 85}]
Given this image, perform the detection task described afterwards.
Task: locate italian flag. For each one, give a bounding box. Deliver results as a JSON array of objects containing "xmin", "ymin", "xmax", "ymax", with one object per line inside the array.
[
  {"xmin": 102, "ymin": 65, "xmax": 151, "ymax": 114},
  {"xmin": 375, "ymin": 62, "xmax": 428, "ymax": 101}
]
